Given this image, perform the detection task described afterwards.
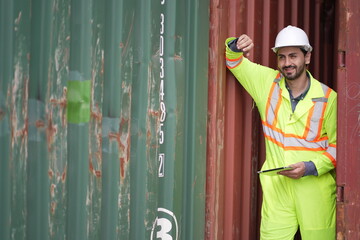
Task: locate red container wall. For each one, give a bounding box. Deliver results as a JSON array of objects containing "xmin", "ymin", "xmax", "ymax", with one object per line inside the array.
[
  {"xmin": 206, "ymin": 0, "xmax": 344, "ymax": 239},
  {"xmin": 335, "ymin": 0, "xmax": 360, "ymax": 239}
]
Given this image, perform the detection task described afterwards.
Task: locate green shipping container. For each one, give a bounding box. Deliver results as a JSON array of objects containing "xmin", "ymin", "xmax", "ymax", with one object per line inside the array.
[{"xmin": 0, "ymin": 0, "xmax": 209, "ymax": 239}]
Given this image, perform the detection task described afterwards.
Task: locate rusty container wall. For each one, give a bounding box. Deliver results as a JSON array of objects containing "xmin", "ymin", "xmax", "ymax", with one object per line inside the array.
[
  {"xmin": 0, "ymin": 0, "xmax": 209, "ymax": 239},
  {"xmin": 207, "ymin": 0, "xmax": 339, "ymax": 239},
  {"xmin": 335, "ymin": 0, "xmax": 360, "ymax": 239}
]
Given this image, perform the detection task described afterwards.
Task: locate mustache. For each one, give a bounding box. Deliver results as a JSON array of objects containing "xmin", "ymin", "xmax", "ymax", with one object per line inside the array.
[{"xmin": 283, "ymin": 65, "xmax": 296, "ymax": 70}]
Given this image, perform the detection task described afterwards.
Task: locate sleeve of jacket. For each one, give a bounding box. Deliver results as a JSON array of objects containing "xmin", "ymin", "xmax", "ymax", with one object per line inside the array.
[
  {"xmin": 312, "ymin": 90, "xmax": 337, "ymax": 176},
  {"xmin": 225, "ymin": 37, "xmax": 278, "ymax": 104}
]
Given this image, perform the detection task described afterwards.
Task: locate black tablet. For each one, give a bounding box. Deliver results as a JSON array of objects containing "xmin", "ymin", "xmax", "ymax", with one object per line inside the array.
[{"xmin": 257, "ymin": 166, "xmax": 293, "ymax": 176}]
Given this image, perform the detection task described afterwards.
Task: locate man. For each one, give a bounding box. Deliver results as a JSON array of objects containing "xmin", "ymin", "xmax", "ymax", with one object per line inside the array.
[{"xmin": 225, "ymin": 25, "xmax": 337, "ymax": 240}]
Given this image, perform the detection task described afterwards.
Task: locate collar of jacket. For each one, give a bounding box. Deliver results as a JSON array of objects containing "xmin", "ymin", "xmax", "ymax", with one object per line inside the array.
[{"xmin": 278, "ymin": 70, "xmax": 326, "ymax": 123}]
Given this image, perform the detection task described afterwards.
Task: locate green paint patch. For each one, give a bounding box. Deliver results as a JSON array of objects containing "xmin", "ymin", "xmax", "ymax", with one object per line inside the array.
[{"xmin": 66, "ymin": 80, "xmax": 91, "ymax": 123}]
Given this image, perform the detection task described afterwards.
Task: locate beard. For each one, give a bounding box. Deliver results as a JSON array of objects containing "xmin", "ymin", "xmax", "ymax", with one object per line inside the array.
[{"xmin": 280, "ymin": 63, "xmax": 306, "ymax": 80}]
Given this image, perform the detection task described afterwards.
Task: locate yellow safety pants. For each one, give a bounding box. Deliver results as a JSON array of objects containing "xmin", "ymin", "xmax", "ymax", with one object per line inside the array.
[{"xmin": 259, "ymin": 173, "xmax": 336, "ymax": 240}]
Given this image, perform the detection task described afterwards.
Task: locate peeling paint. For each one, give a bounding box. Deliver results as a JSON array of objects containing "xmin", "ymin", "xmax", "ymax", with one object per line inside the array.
[
  {"xmin": 346, "ymin": 10, "xmax": 353, "ymax": 22},
  {"xmin": 50, "ymin": 201, "xmax": 57, "ymax": 215},
  {"xmin": 50, "ymin": 184, "xmax": 56, "ymax": 198},
  {"xmin": 49, "ymin": 86, "xmax": 67, "ymax": 127},
  {"xmin": 48, "ymin": 169, "xmax": 54, "ymax": 179},
  {"xmin": 2, "ymin": 0, "xmax": 209, "ymax": 239},
  {"xmin": 61, "ymin": 167, "xmax": 66, "ymax": 183}
]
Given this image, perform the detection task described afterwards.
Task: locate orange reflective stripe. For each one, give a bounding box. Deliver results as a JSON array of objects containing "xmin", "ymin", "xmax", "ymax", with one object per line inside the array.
[
  {"xmin": 265, "ymin": 73, "xmax": 282, "ymax": 126},
  {"xmin": 302, "ymin": 84, "xmax": 332, "ymax": 141},
  {"xmin": 264, "ymin": 133, "xmax": 328, "ymax": 151},
  {"xmin": 315, "ymin": 108, "xmax": 326, "ymax": 139},
  {"xmin": 265, "ymin": 83, "xmax": 276, "ymax": 122},
  {"xmin": 275, "ymin": 72, "xmax": 281, "ymax": 80},
  {"xmin": 315, "ymin": 88, "xmax": 332, "ymax": 139},
  {"xmin": 272, "ymin": 91, "xmax": 282, "ymax": 127},
  {"xmin": 226, "ymin": 56, "xmax": 243, "ymax": 69},
  {"xmin": 264, "ymin": 120, "xmax": 328, "ymax": 143},
  {"xmin": 323, "ymin": 143, "xmax": 336, "ymax": 167},
  {"xmin": 307, "ymin": 135, "xmax": 329, "ymax": 142},
  {"xmin": 263, "ymin": 75, "xmax": 336, "ymax": 167},
  {"xmin": 262, "ymin": 120, "xmax": 329, "ymax": 150},
  {"xmin": 264, "ymin": 134, "xmax": 284, "ymax": 148},
  {"xmin": 303, "ymin": 104, "xmax": 315, "ymax": 138},
  {"xmin": 285, "ymin": 146, "xmax": 327, "ymax": 151},
  {"xmin": 323, "ymin": 152, "xmax": 336, "ymax": 167}
]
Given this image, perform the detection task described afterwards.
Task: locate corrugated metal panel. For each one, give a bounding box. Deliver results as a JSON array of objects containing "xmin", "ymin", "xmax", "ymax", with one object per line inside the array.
[
  {"xmin": 0, "ymin": 0, "xmax": 209, "ymax": 239},
  {"xmin": 207, "ymin": 0, "xmax": 339, "ymax": 239},
  {"xmin": 336, "ymin": 0, "xmax": 360, "ymax": 239}
]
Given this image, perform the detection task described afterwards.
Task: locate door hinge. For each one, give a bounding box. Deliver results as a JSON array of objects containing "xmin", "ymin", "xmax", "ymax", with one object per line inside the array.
[
  {"xmin": 337, "ymin": 185, "xmax": 345, "ymax": 203},
  {"xmin": 338, "ymin": 51, "xmax": 346, "ymax": 68}
]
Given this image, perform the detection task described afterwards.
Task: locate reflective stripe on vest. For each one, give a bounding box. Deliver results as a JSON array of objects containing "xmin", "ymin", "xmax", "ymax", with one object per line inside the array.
[
  {"xmin": 323, "ymin": 144, "xmax": 336, "ymax": 167},
  {"xmin": 303, "ymin": 84, "xmax": 332, "ymax": 141},
  {"xmin": 226, "ymin": 56, "xmax": 243, "ymax": 69},
  {"xmin": 265, "ymin": 73, "xmax": 282, "ymax": 127},
  {"xmin": 263, "ymin": 75, "xmax": 334, "ymax": 154},
  {"xmin": 262, "ymin": 121, "xmax": 329, "ymax": 151}
]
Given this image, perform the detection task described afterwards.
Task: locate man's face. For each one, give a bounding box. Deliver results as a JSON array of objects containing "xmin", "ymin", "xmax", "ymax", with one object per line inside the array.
[{"xmin": 277, "ymin": 47, "xmax": 311, "ymax": 80}]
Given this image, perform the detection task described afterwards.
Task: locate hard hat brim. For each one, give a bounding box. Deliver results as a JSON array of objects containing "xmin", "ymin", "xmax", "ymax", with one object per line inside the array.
[{"xmin": 272, "ymin": 45, "xmax": 313, "ymax": 53}]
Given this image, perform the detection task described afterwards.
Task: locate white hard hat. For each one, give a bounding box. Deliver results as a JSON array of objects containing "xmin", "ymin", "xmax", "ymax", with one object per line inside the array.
[{"xmin": 272, "ymin": 25, "xmax": 312, "ymax": 53}]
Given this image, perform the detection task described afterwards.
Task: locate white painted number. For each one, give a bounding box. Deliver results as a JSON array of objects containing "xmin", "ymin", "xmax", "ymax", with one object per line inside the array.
[
  {"xmin": 156, "ymin": 218, "xmax": 173, "ymax": 240},
  {"xmin": 158, "ymin": 153, "xmax": 165, "ymax": 177},
  {"xmin": 151, "ymin": 208, "xmax": 178, "ymax": 240},
  {"xmin": 160, "ymin": 14, "xmax": 165, "ymax": 34},
  {"xmin": 160, "ymin": 102, "xmax": 166, "ymax": 122},
  {"xmin": 160, "ymin": 58, "xmax": 164, "ymax": 79},
  {"xmin": 158, "ymin": 2, "xmax": 166, "ymax": 178},
  {"xmin": 160, "ymin": 36, "xmax": 164, "ymax": 57},
  {"xmin": 159, "ymin": 123, "xmax": 164, "ymax": 144},
  {"xmin": 160, "ymin": 79, "xmax": 165, "ymax": 100}
]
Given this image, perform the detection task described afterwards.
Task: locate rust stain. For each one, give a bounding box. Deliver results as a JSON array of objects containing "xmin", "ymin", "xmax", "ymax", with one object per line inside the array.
[
  {"xmin": 49, "ymin": 86, "xmax": 67, "ymax": 127},
  {"xmin": 36, "ymin": 120, "xmax": 45, "ymax": 128},
  {"xmin": 50, "ymin": 183, "xmax": 56, "ymax": 198},
  {"xmin": 89, "ymin": 102, "xmax": 103, "ymax": 178},
  {"xmin": 95, "ymin": 170, "xmax": 101, "ymax": 178},
  {"xmin": 0, "ymin": 109, "xmax": 5, "ymax": 121},
  {"xmin": 11, "ymin": 67, "xmax": 29, "ymax": 149},
  {"xmin": 12, "ymin": 123, "xmax": 27, "ymax": 139},
  {"xmin": 89, "ymin": 159, "xmax": 94, "ymax": 173},
  {"xmin": 48, "ymin": 169, "xmax": 54, "ymax": 179},
  {"xmin": 118, "ymin": 81, "xmax": 132, "ymax": 182},
  {"xmin": 89, "ymin": 158, "xmax": 102, "ymax": 178},
  {"xmin": 61, "ymin": 167, "xmax": 67, "ymax": 183},
  {"xmin": 46, "ymin": 111, "xmax": 58, "ymax": 152},
  {"xmin": 94, "ymin": 148, "xmax": 102, "ymax": 167},
  {"xmin": 148, "ymin": 109, "xmax": 160, "ymax": 117},
  {"xmin": 174, "ymin": 54, "xmax": 183, "ymax": 61},
  {"xmin": 109, "ymin": 132, "xmax": 120, "ymax": 141},
  {"xmin": 50, "ymin": 201, "xmax": 56, "ymax": 215},
  {"xmin": 91, "ymin": 104, "xmax": 102, "ymax": 122},
  {"xmin": 118, "ymin": 119, "xmax": 129, "ymax": 180},
  {"xmin": 120, "ymin": 157, "xmax": 125, "ymax": 179},
  {"xmin": 119, "ymin": 116, "xmax": 131, "ymax": 180}
]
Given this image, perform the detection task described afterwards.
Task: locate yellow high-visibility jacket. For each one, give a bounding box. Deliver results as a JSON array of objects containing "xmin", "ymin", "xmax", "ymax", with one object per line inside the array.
[{"xmin": 225, "ymin": 37, "xmax": 337, "ymax": 176}]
